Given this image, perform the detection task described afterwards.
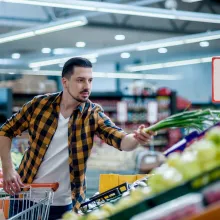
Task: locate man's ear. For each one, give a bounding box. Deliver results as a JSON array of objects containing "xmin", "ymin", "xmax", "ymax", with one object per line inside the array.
[{"xmin": 62, "ymin": 77, "xmax": 68, "ymax": 89}]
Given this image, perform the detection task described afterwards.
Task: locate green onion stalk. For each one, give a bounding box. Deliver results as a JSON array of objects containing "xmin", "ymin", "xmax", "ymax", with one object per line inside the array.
[{"xmin": 144, "ymin": 109, "xmax": 220, "ymax": 133}]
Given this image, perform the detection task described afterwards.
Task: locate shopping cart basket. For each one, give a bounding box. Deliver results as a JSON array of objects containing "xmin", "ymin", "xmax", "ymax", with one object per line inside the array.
[{"xmin": 0, "ymin": 183, "xmax": 59, "ymax": 220}]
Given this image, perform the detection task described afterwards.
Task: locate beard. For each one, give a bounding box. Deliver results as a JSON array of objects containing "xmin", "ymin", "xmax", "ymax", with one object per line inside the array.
[{"xmin": 67, "ymin": 87, "xmax": 89, "ymax": 103}]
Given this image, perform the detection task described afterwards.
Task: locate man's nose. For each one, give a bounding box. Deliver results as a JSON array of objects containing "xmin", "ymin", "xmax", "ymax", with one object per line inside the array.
[{"xmin": 84, "ymin": 80, "xmax": 90, "ymax": 89}]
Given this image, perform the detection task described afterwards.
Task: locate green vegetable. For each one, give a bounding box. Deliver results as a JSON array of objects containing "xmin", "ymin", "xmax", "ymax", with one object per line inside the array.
[{"xmin": 144, "ymin": 109, "xmax": 220, "ymax": 133}]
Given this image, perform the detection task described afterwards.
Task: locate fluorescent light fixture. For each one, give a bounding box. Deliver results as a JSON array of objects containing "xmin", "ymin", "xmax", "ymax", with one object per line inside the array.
[
  {"xmin": 90, "ymin": 58, "xmax": 97, "ymax": 63},
  {"xmin": 0, "ymin": 68, "xmax": 181, "ymax": 80},
  {"xmin": 126, "ymin": 56, "xmax": 213, "ymax": 72},
  {"xmin": 0, "ymin": 0, "xmax": 96, "ymax": 11},
  {"xmin": 115, "ymin": 35, "xmax": 125, "ymax": 41},
  {"xmin": 29, "ymin": 30, "xmax": 220, "ymax": 68},
  {"xmin": 136, "ymin": 40, "xmax": 185, "ymax": 51},
  {"xmin": 182, "ymin": 0, "xmax": 203, "ymax": 3},
  {"xmin": 0, "ymin": 16, "xmax": 87, "ymax": 44},
  {"xmin": 121, "ymin": 52, "xmax": 130, "ymax": 59},
  {"xmin": 29, "ymin": 53, "xmax": 98, "ymax": 68},
  {"xmin": 158, "ymin": 48, "xmax": 168, "ymax": 53},
  {"xmin": 98, "ymin": 8, "xmax": 175, "ymax": 19},
  {"xmin": 34, "ymin": 19, "xmax": 87, "ymax": 35},
  {"xmin": 41, "ymin": 48, "xmax": 51, "ymax": 54},
  {"xmin": 76, "ymin": 42, "xmax": 86, "ymax": 48},
  {"xmin": 199, "ymin": 41, "xmax": 209, "ymax": 47},
  {"xmin": 2, "ymin": 0, "xmax": 220, "ymax": 24},
  {"xmin": 11, "ymin": 53, "xmax": 20, "ymax": 59},
  {"xmin": 53, "ymin": 48, "xmax": 74, "ymax": 55},
  {"xmin": 58, "ymin": 63, "xmax": 64, "ymax": 68},
  {"xmin": 0, "ymin": 32, "xmax": 35, "ymax": 44},
  {"xmin": 32, "ymin": 67, "xmax": 40, "ymax": 71},
  {"xmin": 184, "ymin": 34, "xmax": 220, "ymax": 43}
]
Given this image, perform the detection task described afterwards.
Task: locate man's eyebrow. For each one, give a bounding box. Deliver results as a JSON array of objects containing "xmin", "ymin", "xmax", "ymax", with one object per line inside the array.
[{"xmin": 76, "ymin": 77, "xmax": 93, "ymax": 79}]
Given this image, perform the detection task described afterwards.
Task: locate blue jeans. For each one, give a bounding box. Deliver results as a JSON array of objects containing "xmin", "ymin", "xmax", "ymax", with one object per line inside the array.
[{"xmin": 9, "ymin": 199, "xmax": 73, "ymax": 220}]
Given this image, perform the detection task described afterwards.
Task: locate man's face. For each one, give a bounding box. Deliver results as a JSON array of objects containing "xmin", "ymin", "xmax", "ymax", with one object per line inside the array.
[{"xmin": 63, "ymin": 67, "xmax": 93, "ymax": 103}]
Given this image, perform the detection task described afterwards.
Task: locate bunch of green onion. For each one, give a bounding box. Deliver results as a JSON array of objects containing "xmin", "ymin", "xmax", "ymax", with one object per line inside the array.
[{"xmin": 144, "ymin": 109, "xmax": 220, "ymax": 133}]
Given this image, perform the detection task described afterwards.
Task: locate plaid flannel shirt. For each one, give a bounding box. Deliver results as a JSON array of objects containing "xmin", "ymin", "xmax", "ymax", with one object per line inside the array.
[{"xmin": 0, "ymin": 92, "xmax": 127, "ymax": 211}]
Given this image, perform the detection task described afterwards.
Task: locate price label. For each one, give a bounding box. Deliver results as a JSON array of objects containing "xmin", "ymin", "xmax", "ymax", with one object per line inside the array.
[
  {"xmin": 212, "ymin": 57, "xmax": 220, "ymax": 103},
  {"xmin": 117, "ymin": 101, "xmax": 128, "ymax": 123},
  {"xmin": 147, "ymin": 101, "xmax": 158, "ymax": 124}
]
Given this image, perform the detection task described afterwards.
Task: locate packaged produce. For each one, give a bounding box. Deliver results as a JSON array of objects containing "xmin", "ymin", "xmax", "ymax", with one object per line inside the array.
[
  {"xmin": 131, "ymin": 193, "xmax": 204, "ymax": 220},
  {"xmin": 202, "ymin": 181, "xmax": 220, "ymax": 205}
]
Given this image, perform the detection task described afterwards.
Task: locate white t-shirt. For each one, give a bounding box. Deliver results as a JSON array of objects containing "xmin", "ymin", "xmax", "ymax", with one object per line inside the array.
[{"xmin": 33, "ymin": 113, "xmax": 72, "ymax": 206}]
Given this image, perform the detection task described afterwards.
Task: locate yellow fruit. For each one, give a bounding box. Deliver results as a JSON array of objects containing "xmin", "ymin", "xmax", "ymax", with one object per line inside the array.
[
  {"xmin": 205, "ymin": 127, "xmax": 220, "ymax": 146},
  {"xmin": 62, "ymin": 211, "xmax": 79, "ymax": 220},
  {"xmin": 101, "ymin": 203, "xmax": 116, "ymax": 215}
]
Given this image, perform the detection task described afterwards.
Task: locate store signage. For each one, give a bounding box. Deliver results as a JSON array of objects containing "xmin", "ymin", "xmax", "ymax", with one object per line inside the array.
[
  {"xmin": 212, "ymin": 57, "xmax": 220, "ymax": 103},
  {"xmin": 147, "ymin": 101, "xmax": 158, "ymax": 124},
  {"xmin": 117, "ymin": 101, "xmax": 128, "ymax": 123}
]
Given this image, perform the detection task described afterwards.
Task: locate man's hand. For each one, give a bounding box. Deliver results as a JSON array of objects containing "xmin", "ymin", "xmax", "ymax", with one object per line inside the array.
[
  {"xmin": 133, "ymin": 124, "xmax": 155, "ymax": 146},
  {"xmin": 3, "ymin": 168, "xmax": 24, "ymax": 195}
]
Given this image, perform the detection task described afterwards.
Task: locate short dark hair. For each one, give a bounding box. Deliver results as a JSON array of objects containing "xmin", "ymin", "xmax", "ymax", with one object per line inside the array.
[{"xmin": 62, "ymin": 57, "xmax": 92, "ymax": 78}]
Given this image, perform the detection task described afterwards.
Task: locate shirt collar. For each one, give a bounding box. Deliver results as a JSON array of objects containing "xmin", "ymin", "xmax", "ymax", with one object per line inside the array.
[{"xmin": 52, "ymin": 91, "xmax": 86, "ymax": 114}]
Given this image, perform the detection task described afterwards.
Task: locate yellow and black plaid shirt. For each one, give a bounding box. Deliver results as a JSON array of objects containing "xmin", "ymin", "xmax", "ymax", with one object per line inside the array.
[{"xmin": 0, "ymin": 92, "xmax": 127, "ymax": 210}]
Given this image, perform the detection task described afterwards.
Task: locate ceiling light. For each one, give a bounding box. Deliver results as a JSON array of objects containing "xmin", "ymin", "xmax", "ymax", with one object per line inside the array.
[
  {"xmin": 182, "ymin": 0, "xmax": 203, "ymax": 2},
  {"xmin": 126, "ymin": 56, "xmax": 213, "ymax": 72},
  {"xmin": 32, "ymin": 67, "xmax": 40, "ymax": 71},
  {"xmin": 121, "ymin": 52, "xmax": 130, "ymax": 59},
  {"xmin": 90, "ymin": 58, "xmax": 97, "ymax": 63},
  {"xmin": 199, "ymin": 41, "xmax": 209, "ymax": 47},
  {"xmin": 28, "ymin": 30, "xmax": 220, "ymax": 68},
  {"xmin": 136, "ymin": 40, "xmax": 184, "ymax": 51},
  {"xmin": 0, "ymin": 16, "xmax": 87, "ymax": 44},
  {"xmin": 158, "ymin": 47, "xmax": 168, "ymax": 53},
  {"xmin": 0, "ymin": 0, "xmax": 96, "ymax": 10},
  {"xmin": 41, "ymin": 48, "xmax": 51, "ymax": 54},
  {"xmin": 0, "ymin": 32, "xmax": 35, "ymax": 44},
  {"xmin": 2, "ymin": 0, "xmax": 220, "ymax": 24},
  {"xmin": 8, "ymin": 72, "xmax": 15, "ymax": 75},
  {"xmin": 115, "ymin": 35, "xmax": 125, "ymax": 41},
  {"xmin": 76, "ymin": 42, "xmax": 86, "ymax": 48},
  {"xmin": 34, "ymin": 19, "xmax": 87, "ymax": 35},
  {"xmin": 0, "ymin": 68, "xmax": 181, "ymax": 80},
  {"xmin": 11, "ymin": 53, "xmax": 20, "ymax": 59},
  {"xmin": 58, "ymin": 63, "xmax": 64, "ymax": 68},
  {"xmin": 29, "ymin": 53, "xmax": 98, "ymax": 68},
  {"xmin": 53, "ymin": 48, "xmax": 74, "ymax": 55}
]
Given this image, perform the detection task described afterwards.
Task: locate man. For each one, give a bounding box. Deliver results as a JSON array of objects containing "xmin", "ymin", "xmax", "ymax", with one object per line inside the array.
[{"xmin": 0, "ymin": 57, "xmax": 154, "ymax": 219}]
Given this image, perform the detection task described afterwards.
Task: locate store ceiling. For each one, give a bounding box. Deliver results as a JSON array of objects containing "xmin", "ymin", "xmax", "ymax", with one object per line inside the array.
[{"xmin": 0, "ymin": 0, "xmax": 220, "ymax": 73}]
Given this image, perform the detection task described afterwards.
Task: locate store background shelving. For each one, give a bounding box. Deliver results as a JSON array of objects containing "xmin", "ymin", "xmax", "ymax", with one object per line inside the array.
[{"xmin": 11, "ymin": 90, "xmax": 178, "ymax": 152}]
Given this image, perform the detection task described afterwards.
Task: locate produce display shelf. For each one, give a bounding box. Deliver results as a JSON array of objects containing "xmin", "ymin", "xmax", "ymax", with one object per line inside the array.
[{"xmin": 109, "ymin": 166, "xmax": 220, "ymax": 220}]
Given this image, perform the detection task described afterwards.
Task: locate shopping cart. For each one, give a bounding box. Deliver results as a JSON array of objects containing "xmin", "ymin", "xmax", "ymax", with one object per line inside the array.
[{"xmin": 0, "ymin": 182, "xmax": 59, "ymax": 220}]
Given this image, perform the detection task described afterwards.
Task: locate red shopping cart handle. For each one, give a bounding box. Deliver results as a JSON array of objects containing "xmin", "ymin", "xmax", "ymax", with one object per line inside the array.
[{"xmin": 0, "ymin": 182, "xmax": 59, "ymax": 192}]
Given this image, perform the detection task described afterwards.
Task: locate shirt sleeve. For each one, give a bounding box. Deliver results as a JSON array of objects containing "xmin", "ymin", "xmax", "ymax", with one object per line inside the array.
[
  {"xmin": 95, "ymin": 108, "xmax": 127, "ymax": 150},
  {"xmin": 0, "ymin": 97, "xmax": 37, "ymax": 139}
]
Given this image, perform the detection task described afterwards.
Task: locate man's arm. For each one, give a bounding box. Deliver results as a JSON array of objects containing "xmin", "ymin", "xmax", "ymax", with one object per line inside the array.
[
  {"xmin": 95, "ymin": 108, "xmax": 154, "ymax": 151},
  {"xmin": 0, "ymin": 97, "xmax": 37, "ymax": 194},
  {"xmin": 0, "ymin": 136, "xmax": 23, "ymax": 194},
  {"xmin": 120, "ymin": 125, "xmax": 153, "ymax": 151}
]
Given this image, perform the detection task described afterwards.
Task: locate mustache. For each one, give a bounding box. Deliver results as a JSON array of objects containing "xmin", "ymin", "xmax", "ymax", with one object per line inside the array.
[{"xmin": 80, "ymin": 90, "xmax": 90, "ymax": 93}]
